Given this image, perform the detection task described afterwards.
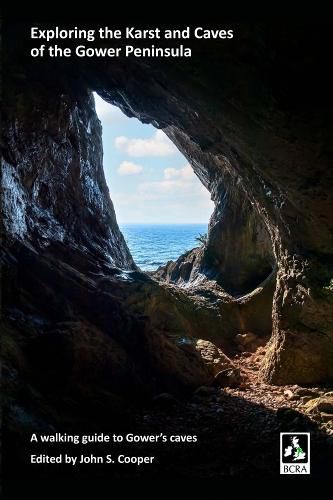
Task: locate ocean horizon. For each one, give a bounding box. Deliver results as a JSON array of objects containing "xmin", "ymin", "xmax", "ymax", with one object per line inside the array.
[{"xmin": 120, "ymin": 223, "xmax": 207, "ymax": 271}]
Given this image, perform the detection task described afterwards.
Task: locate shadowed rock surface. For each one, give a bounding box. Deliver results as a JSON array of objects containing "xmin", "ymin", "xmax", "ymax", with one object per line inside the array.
[{"xmin": 2, "ymin": 88, "xmax": 134, "ymax": 269}]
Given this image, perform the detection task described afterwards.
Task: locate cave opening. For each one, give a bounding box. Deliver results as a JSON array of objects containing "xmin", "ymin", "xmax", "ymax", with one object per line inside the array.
[
  {"xmin": 94, "ymin": 93, "xmax": 214, "ymax": 272},
  {"xmin": 93, "ymin": 91, "xmax": 275, "ymax": 350}
]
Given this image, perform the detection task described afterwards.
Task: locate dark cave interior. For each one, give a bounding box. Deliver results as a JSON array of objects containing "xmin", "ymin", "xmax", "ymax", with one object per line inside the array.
[{"xmin": 2, "ymin": 21, "xmax": 333, "ymax": 480}]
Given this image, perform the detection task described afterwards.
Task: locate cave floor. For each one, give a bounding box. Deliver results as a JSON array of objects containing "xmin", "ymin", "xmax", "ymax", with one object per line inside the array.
[
  {"xmin": 4, "ymin": 345, "xmax": 333, "ymax": 482},
  {"xmin": 126, "ymin": 348, "xmax": 333, "ymax": 479},
  {"xmin": 3, "ymin": 251, "xmax": 333, "ymax": 480}
]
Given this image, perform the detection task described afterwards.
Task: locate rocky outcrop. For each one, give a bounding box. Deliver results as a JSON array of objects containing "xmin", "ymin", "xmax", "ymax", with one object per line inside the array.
[
  {"xmin": 2, "ymin": 239, "xmax": 233, "ymax": 397},
  {"xmin": 304, "ymin": 396, "xmax": 333, "ymax": 415},
  {"xmin": 154, "ymin": 153, "xmax": 275, "ymax": 296},
  {"xmin": 154, "ymin": 247, "xmax": 204, "ymax": 285},
  {"xmin": 303, "ymin": 395, "xmax": 333, "ymax": 427},
  {"xmin": 2, "ymin": 83, "xmax": 134, "ymax": 269},
  {"xmin": 195, "ymin": 339, "xmax": 234, "ymax": 375},
  {"xmin": 235, "ymin": 332, "xmax": 267, "ymax": 353}
]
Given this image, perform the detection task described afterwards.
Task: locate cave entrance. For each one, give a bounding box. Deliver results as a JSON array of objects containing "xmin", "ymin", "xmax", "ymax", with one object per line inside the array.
[{"xmin": 94, "ymin": 93, "xmax": 214, "ymax": 272}]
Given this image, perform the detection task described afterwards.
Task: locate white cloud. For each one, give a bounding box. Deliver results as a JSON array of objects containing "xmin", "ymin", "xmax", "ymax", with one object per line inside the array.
[
  {"xmin": 112, "ymin": 186, "xmax": 214, "ymax": 224},
  {"xmin": 137, "ymin": 164, "xmax": 211, "ymax": 202},
  {"xmin": 117, "ymin": 161, "xmax": 143, "ymax": 176},
  {"xmin": 111, "ymin": 163, "xmax": 214, "ymax": 223},
  {"xmin": 164, "ymin": 164, "xmax": 194, "ymax": 180},
  {"xmin": 137, "ymin": 180, "xmax": 208, "ymax": 199},
  {"xmin": 138, "ymin": 180, "xmax": 178, "ymax": 196},
  {"xmin": 115, "ymin": 129, "xmax": 177, "ymax": 157},
  {"xmin": 94, "ymin": 93, "xmax": 126, "ymax": 123}
]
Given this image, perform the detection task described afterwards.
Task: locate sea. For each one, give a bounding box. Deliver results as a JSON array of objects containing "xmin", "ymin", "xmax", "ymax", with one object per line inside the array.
[{"xmin": 120, "ymin": 223, "xmax": 207, "ymax": 271}]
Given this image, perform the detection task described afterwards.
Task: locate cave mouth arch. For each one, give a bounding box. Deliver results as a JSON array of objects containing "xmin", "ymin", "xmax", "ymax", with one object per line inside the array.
[
  {"xmin": 92, "ymin": 85, "xmax": 276, "ymax": 350},
  {"xmin": 94, "ymin": 92, "xmax": 215, "ymax": 274},
  {"xmin": 3, "ymin": 22, "xmax": 333, "ymax": 407},
  {"xmin": 94, "ymin": 90, "xmax": 276, "ymax": 300},
  {"xmin": 1, "ymin": 31, "xmax": 288, "ymax": 385},
  {"xmin": 4, "ymin": 22, "xmax": 333, "ymax": 483}
]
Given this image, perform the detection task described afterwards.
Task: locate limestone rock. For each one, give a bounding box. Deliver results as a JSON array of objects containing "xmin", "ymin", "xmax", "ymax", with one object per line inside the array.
[
  {"xmin": 320, "ymin": 413, "xmax": 333, "ymax": 423},
  {"xmin": 2, "ymin": 90, "xmax": 134, "ymax": 270},
  {"xmin": 195, "ymin": 339, "xmax": 234, "ymax": 376},
  {"xmin": 144, "ymin": 331, "xmax": 213, "ymax": 391},
  {"xmin": 295, "ymin": 388, "xmax": 321, "ymax": 398},
  {"xmin": 301, "ymin": 396, "xmax": 315, "ymax": 404},
  {"xmin": 26, "ymin": 321, "xmax": 140, "ymax": 394},
  {"xmin": 236, "ymin": 332, "xmax": 267, "ymax": 353},
  {"xmin": 304, "ymin": 396, "xmax": 333, "ymax": 415},
  {"xmin": 214, "ymin": 368, "xmax": 243, "ymax": 388},
  {"xmin": 284, "ymin": 389, "xmax": 295, "ymax": 400}
]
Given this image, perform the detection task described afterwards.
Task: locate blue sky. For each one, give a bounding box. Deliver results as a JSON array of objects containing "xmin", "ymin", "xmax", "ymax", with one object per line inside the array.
[{"xmin": 94, "ymin": 93, "xmax": 214, "ymax": 224}]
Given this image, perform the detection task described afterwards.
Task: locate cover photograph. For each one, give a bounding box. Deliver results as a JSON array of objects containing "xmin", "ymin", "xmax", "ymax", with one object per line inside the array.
[{"xmin": 1, "ymin": 17, "xmax": 333, "ymax": 487}]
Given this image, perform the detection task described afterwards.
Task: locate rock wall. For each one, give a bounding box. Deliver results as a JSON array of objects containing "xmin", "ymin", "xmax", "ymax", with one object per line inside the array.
[
  {"xmin": 2, "ymin": 76, "xmax": 134, "ymax": 269},
  {"xmin": 153, "ymin": 138, "xmax": 275, "ymax": 296}
]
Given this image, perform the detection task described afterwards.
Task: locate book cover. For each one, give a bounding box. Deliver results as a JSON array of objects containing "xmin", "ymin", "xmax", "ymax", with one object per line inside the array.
[{"xmin": 1, "ymin": 15, "xmax": 333, "ymax": 488}]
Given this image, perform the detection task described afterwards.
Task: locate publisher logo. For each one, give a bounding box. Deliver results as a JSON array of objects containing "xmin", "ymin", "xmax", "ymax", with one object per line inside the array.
[{"xmin": 280, "ymin": 433, "xmax": 310, "ymax": 474}]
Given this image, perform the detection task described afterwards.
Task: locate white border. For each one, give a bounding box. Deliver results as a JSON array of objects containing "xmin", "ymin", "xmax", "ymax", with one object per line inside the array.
[{"xmin": 280, "ymin": 432, "xmax": 310, "ymax": 475}]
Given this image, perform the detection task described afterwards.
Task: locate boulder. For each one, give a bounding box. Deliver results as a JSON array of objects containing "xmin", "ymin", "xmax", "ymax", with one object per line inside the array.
[
  {"xmin": 304, "ymin": 396, "xmax": 333, "ymax": 415},
  {"xmin": 301, "ymin": 396, "xmax": 315, "ymax": 404},
  {"xmin": 284, "ymin": 389, "xmax": 295, "ymax": 400},
  {"xmin": 195, "ymin": 339, "xmax": 234, "ymax": 376},
  {"xmin": 320, "ymin": 413, "xmax": 333, "ymax": 423},
  {"xmin": 295, "ymin": 388, "xmax": 321, "ymax": 398},
  {"xmin": 214, "ymin": 368, "xmax": 243, "ymax": 388},
  {"xmin": 235, "ymin": 332, "xmax": 266, "ymax": 353}
]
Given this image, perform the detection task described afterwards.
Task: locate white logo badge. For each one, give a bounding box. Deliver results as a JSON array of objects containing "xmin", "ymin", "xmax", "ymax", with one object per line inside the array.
[{"xmin": 280, "ymin": 433, "xmax": 310, "ymax": 474}]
